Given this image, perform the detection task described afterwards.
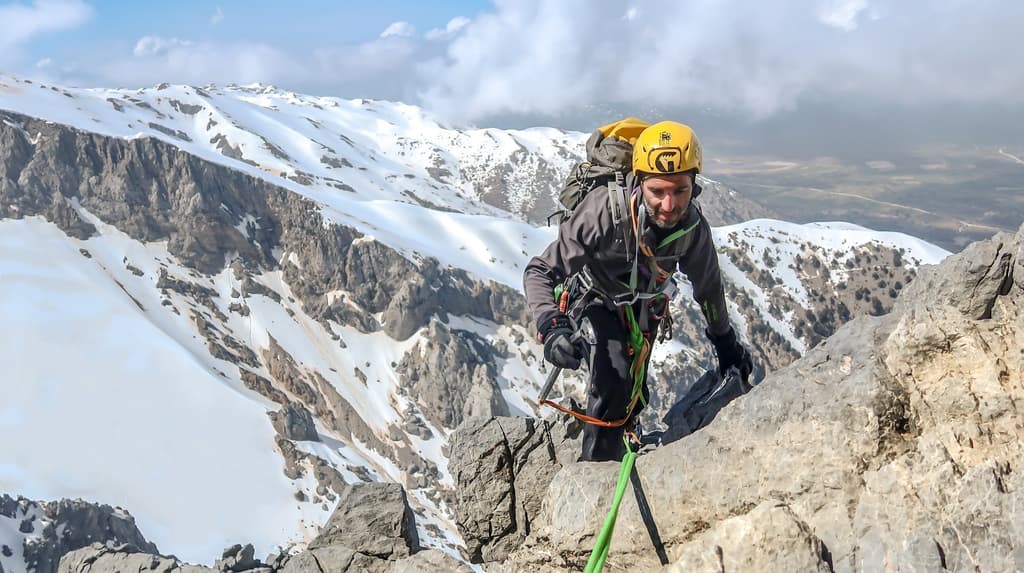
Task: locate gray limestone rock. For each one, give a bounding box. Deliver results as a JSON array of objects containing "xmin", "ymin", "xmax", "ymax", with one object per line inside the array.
[
  {"xmin": 390, "ymin": 549, "xmax": 473, "ymax": 572},
  {"xmin": 667, "ymin": 501, "xmax": 833, "ymax": 573},
  {"xmin": 215, "ymin": 544, "xmax": 262, "ymax": 572},
  {"xmin": 278, "ymin": 546, "xmax": 357, "ymax": 573},
  {"xmin": 268, "ymin": 403, "xmax": 319, "ymax": 442},
  {"xmin": 448, "ymin": 416, "xmax": 581, "ymax": 563},
  {"xmin": 399, "ymin": 320, "xmax": 510, "ymax": 430},
  {"xmin": 0, "ymin": 495, "xmax": 156, "ymax": 573},
  {"xmin": 308, "ymin": 482, "xmax": 419, "ymax": 560},
  {"xmin": 58, "ymin": 543, "xmax": 214, "ymax": 573}
]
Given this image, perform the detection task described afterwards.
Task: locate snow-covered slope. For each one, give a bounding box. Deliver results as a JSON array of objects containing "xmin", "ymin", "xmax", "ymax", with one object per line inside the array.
[
  {"xmin": 0, "ymin": 75, "xmax": 950, "ymax": 568},
  {"xmin": 714, "ymin": 219, "xmax": 948, "ymax": 352},
  {"xmin": 0, "ymin": 73, "xmax": 581, "ymax": 289}
]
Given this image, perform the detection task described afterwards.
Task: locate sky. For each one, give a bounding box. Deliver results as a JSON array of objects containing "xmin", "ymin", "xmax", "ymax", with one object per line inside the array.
[{"xmin": 2, "ymin": 0, "xmax": 1024, "ymax": 157}]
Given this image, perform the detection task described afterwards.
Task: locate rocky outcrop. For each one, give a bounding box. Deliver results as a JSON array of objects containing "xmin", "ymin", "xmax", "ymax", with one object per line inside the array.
[
  {"xmin": 666, "ymin": 501, "xmax": 832, "ymax": 573},
  {"xmin": 58, "ymin": 543, "xmax": 274, "ymax": 573},
  {"xmin": 276, "ymin": 482, "xmax": 421, "ymax": 573},
  {"xmin": 306, "ymin": 482, "xmax": 419, "ymax": 560},
  {"xmin": 448, "ymin": 417, "xmax": 581, "ymax": 563},
  {"xmin": 391, "ymin": 549, "xmax": 473, "ymax": 572},
  {"xmin": 54, "ymin": 482, "xmax": 435, "ymax": 573},
  {"xmin": 268, "ymin": 403, "xmax": 319, "ymax": 442},
  {"xmin": 59, "ymin": 544, "xmax": 216, "ymax": 573},
  {"xmin": 464, "ymin": 223, "xmax": 1024, "ymax": 572},
  {"xmin": 0, "ymin": 495, "xmax": 155, "ymax": 573},
  {"xmin": 399, "ymin": 320, "xmax": 510, "ymax": 430}
]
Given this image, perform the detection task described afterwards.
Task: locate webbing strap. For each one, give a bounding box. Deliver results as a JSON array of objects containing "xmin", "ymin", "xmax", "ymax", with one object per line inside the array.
[
  {"xmin": 628, "ymin": 200, "xmax": 644, "ymax": 293},
  {"xmin": 538, "ymin": 396, "xmax": 642, "ymax": 428},
  {"xmin": 656, "ymin": 219, "xmax": 699, "ymax": 249},
  {"xmin": 584, "ymin": 435, "xmax": 639, "ymax": 573}
]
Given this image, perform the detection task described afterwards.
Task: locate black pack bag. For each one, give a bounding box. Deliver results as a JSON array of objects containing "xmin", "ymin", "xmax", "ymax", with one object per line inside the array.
[{"xmin": 656, "ymin": 367, "xmax": 755, "ymax": 446}]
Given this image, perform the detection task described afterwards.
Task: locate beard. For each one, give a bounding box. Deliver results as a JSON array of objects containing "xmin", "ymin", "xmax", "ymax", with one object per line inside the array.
[{"xmin": 642, "ymin": 196, "xmax": 684, "ymax": 229}]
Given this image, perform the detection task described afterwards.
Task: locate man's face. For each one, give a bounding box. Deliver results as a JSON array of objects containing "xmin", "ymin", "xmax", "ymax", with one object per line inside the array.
[{"xmin": 640, "ymin": 172, "xmax": 693, "ymax": 228}]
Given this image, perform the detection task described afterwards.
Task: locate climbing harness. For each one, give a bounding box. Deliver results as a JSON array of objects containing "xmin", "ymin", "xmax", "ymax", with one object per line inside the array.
[{"xmin": 538, "ymin": 191, "xmax": 700, "ymax": 429}]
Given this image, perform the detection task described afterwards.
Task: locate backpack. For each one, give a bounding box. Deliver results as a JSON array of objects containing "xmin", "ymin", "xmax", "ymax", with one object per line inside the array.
[{"xmin": 549, "ymin": 117, "xmax": 649, "ymax": 227}]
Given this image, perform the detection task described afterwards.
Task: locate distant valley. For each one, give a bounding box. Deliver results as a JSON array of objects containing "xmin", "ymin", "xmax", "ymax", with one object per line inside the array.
[{"xmin": 711, "ymin": 144, "xmax": 1024, "ymax": 252}]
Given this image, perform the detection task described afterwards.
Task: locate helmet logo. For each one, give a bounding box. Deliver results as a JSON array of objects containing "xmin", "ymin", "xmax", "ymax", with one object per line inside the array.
[
  {"xmin": 650, "ymin": 147, "xmax": 682, "ymax": 173},
  {"xmin": 659, "ymin": 131, "xmax": 672, "ymax": 145}
]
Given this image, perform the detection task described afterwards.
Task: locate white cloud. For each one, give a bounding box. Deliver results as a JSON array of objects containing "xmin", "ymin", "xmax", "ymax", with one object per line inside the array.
[
  {"xmin": 26, "ymin": 0, "xmax": 1024, "ymax": 127},
  {"xmin": 380, "ymin": 20, "xmax": 415, "ymax": 39},
  {"xmin": 108, "ymin": 37, "xmax": 302, "ymax": 87},
  {"xmin": 35, "ymin": 57, "xmax": 52, "ymax": 69},
  {"xmin": 425, "ymin": 16, "xmax": 470, "ymax": 40},
  {"xmin": 55, "ymin": 31, "xmax": 432, "ymax": 103},
  {"xmin": 0, "ymin": 0, "xmax": 93, "ymax": 52},
  {"xmin": 414, "ymin": 0, "xmax": 1024, "ymax": 122},
  {"xmin": 132, "ymin": 35, "xmax": 193, "ymax": 57},
  {"xmin": 210, "ymin": 6, "xmax": 224, "ymax": 25},
  {"xmin": 818, "ymin": 0, "xmax": 871, "ymax": 30}
]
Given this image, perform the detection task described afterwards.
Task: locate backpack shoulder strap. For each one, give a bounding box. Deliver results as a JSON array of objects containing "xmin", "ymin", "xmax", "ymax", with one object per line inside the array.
[{"xmin": 606, "ymin": 171, "xmax": 632, "ymax": 259}]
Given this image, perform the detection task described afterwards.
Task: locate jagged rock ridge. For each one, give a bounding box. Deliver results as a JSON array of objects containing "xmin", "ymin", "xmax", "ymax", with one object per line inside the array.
[{"xmin": 448, "ymin": 222, "xmax": 1024, "ymax": 572}]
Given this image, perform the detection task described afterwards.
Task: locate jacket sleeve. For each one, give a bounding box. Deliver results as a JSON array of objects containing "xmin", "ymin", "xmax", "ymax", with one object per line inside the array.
[
  {"xmin": 678, "ymin": 210, "xmax": 732, "ymax": 336},
  {"xmin": 523, "ymin": 188, "xmax": 615, "ymax": 331}
]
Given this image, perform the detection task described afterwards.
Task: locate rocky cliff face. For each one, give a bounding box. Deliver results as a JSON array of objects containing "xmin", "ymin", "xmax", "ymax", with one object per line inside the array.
[
  {"xmin": 450, "ymin": 222, "xmax": 1024, "ymax": 572},
  {"xmin": 0, "ymin": 109, "xmax": 539, "ymax": 568},
  {"xmin": 0, "ymin": 495, "xmax": 155, "ymax": 573}
]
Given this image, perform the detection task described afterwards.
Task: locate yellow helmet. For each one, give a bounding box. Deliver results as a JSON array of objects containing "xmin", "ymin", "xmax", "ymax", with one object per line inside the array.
[{"xmin": 632, "ymin": 121, "xmax": 702, "ymax": 176}]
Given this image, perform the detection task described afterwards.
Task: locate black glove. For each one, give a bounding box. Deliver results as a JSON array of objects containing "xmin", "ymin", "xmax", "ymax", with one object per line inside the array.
[
  {"xmin": 540, "ymin": 314, "xmax": 586, "ymax": 370},
  {"xmin": 707, "ymin": 327, "xmax": 754, "ymax": 381}
]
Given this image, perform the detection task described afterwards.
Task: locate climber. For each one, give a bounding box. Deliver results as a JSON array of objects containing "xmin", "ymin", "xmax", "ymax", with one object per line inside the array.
[{"xmin": 523, "ymin": 119, "xmax": 754, "ymax": 462}]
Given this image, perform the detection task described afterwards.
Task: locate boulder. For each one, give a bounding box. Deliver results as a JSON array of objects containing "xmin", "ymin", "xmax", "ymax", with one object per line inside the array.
[
  {"xmin": 667, "ymin": 501, "xmax": 832, "ymax": 573},
  {"xmin": 308, "ymin": 482, "xmax": 419, "ymax": 559},
  {"xmin": 58, "ymin": 543, "xmax": 215, "ymax": 573},
  {"xmin": 448, "ymin": 416, "xmax": 580, "ymax": 563},
  {"xmin": 215, "ymin": 544, "xmax": 262, "ymax": 572},
  {"xmin": 268, "ymin": 403, "xmax": 319, "ymax": 442}
]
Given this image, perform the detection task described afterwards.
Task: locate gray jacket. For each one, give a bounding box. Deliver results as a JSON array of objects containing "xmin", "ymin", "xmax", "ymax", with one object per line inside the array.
[{"xmin": 523, "ymin": 178, "xmax": 731, "ymax": 336}]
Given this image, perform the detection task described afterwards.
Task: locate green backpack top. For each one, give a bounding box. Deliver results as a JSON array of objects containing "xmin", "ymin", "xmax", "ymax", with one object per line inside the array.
[{"xmin": 550, "ymin": 117, "xmax": 649, "ymax": 227}]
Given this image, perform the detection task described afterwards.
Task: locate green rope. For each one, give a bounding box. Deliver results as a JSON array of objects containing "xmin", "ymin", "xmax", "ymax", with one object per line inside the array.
[
  {"xmin": 584, "ymin": 436, "xmax": 639, "ymax": 573},
  {"xmin": 614, "ymin": 309, "xmax": 647, "ymax": 407},
  {"xmin": 622, "ymin": 305, "xmax": 644, "ymax": 360},
  {"xmin": 622, "ymin": 305, "xmax": 649, "ymax": 408}
]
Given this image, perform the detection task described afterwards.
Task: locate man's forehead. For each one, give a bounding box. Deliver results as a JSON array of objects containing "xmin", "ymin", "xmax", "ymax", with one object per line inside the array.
[{"xmin": 643, "ymin": 174, "xmax": 692, "ymax": 188}]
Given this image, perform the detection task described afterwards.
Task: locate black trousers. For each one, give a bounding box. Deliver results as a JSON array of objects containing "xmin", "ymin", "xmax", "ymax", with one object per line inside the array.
[{"xmin": 579, "ymin": 303, "xmax": 656, "ymax": 462}]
